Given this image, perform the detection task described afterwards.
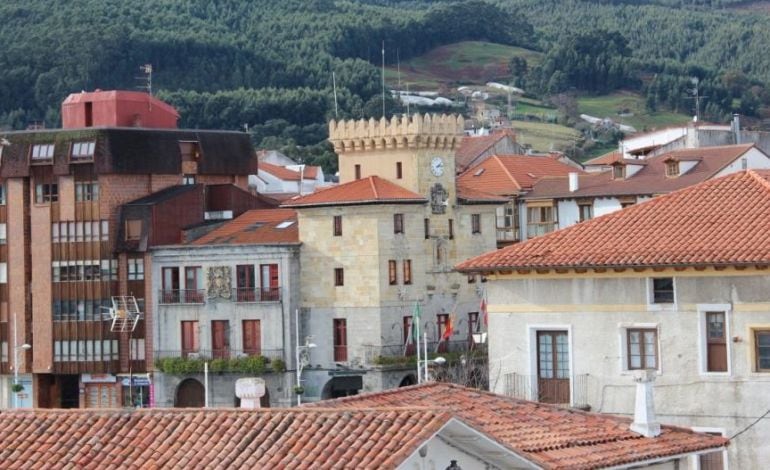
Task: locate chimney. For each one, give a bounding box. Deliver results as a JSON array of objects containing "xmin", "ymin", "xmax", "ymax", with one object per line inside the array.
[
  {"xmin": 235, "ymin": 377, "xmax": 266, "ymax": 409},
  {"xmin": 733, "ymin": 114, "xmax": 741, "ymax": 145},
  {"xmin": 630, "ymin": 369, "xmax": 661, "ymax": 438},
  {"xmin": 568, "ymin": 172, "xmax": 579, "ymax": 192}
]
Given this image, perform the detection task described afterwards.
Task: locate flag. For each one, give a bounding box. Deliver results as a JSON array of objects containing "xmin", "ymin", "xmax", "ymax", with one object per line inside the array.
[
  {"xmin": 441, "ymin": 314, "xmax": 454, "ymax": 341},
  {"xmin": 480, "ymin": 298, "xmax": 488, "ymax": 327},
  {"xmin": 412, "ymin": 302, "xmax": 422, "ymax": 341},
  {"xmin": 403, "ymin": 318, "xmax": 413, "ymax": 356}
]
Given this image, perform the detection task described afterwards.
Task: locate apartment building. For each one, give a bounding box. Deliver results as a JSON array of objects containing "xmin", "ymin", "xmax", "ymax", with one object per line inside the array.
[{"xmin": 0, "ymin": 90, "xmax": 261, "ymax": 408}]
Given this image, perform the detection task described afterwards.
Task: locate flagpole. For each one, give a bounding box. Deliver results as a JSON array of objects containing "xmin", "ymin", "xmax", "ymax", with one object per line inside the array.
[
  {"xmin": 416, "ymin": 314, "xmax": 422, "ymax": 383},
  {"xmin": 423, "ymin": 332, "xmax": 429, "ymax": 381}
]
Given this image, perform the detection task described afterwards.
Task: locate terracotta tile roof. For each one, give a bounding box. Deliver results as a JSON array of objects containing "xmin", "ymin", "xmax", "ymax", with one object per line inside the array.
[
  {"xmin": 455, "ymin": 129, "xmax": 516, "ymax": 172},
  {"xmin": 455, "ymin": 183, "xmax": 509, "ymax": 204},
  {"xmin": 0, "ymin": 408, "xmax": 458, "ymax": 469},
  {"xmin": 526, "ymin": 144, "xmax": 759, "ymax": 199},
  {"xmin": 192, "ymin": 209, "xmax": 299, "ymax": 245},
  {"xmin": 583, "ymin": 150, "xmax": 621, "ymax": 166},
  {"xmin": 310, "ymin": 382, "xmax": 728, "ymax": 470},
  {"xmin": 259, "ymin": 162, "xmax": 320, "ymax": 181},
  {"xmin": 282, "ymin": 176, "xmax": 426, "ymax": 208},
  {"xmin": 457, "ymin": 155, "xmax": 582, "ymax": 196},
  {"xmin": 458, "ymin": 170, "xmax": 770, "ymax": 271}
]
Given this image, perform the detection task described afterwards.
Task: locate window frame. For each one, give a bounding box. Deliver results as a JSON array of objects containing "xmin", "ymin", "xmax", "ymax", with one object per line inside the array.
[
  {"xmin": 394, "ymin": 213, "xmax": 404, "ymax": 234},
  {"xmin": 619, "ymin": 323, "xmax": 660, "ymax": 374},
  {"xmin": 448, "ymin": 219, "xmax": 454, "ymax": 240},
  {"xmin": 403, "ymin": 259, "xmax": 412, "ymax": 285},
  {"xmin": 70, "ymin": 141, "xmax": 95, "ymax": 162},
  {"xmin": 578, "ymin": 202, "xmax": 593, "ymax": 222},
  {"xmin": 424, "ymin": 218, "xmax": 430, "ymax": 240},
  {"xmin": 388, "ymin": 260, "xmax": 398, "ymax": 285},
  {"xmin": 754, "ymin": 329, "xmax": 770, "ymax": 372},
  {"xmin": 647, "ymin": 277, "xmax": 676, "ymax": 310},
  {"xmin": 665, "ymin": 160, "xmax": 679, "ymax": 178},
  {"xmin": 396, "ymin": 161, "xmax": 403, "ymax": 179},
  {"xmin": 471, "ymin": 213, "xmax": 481, "ymax": 234},
  {"xmin": 697, "ymin": 304, "xmax": 732, "ymax": 376},
  {"xmin": 334, "ymin": 267, "xmax": 344, "ymax": 287},
  {"xmin": 35, "ymin": 183, "xmax": 59, "ymax": 204},
  {"xmin": 333, "ymin": 215, "xmax": 342, "ymax": 237},
  {"xmin": 333, "ymin": 318, "xmax": 348, "ymax": 362},
  {"xmin": 354, "ymin": 164, "xmax": 361, "ymax": 180},
  {"xmin": 626, "ymin": 328, "xmax": 659, "ymax": 371},
  {"xmin": 125, "ymin": 219, "xmax": 142, "ymax": 241},
  {"xmin": 30, "ymin": 143, "xmax": 55, "ymax": 163}
]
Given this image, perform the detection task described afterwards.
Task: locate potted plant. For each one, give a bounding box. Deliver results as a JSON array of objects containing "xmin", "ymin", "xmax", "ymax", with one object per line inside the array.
[
  {"xmin": 11, "ymin": 383, "xmax": 24, "ymax": 393},
  {"xmin": 293, "ymin": 385, "xmax": 305, "ymax": 395}
]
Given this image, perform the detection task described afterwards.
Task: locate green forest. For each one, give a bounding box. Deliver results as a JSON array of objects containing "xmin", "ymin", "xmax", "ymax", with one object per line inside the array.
[{"xmin": 1, "ymin": 0, "xmax": 769, "ymax": 172}]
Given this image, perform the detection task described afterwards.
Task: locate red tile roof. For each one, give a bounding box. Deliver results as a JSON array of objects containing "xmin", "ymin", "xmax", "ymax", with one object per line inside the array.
[
  {"xmin": 583, "ymin": 150, "xmax": 621, "ymax": 166},
  {"xmin": 282, "ymin": 176, "xmax": 426, "ymax": 208},
  {"xmin": 192, "ymin": 209, "xmax": 299, "ymax": 245},
  {"xmin": 526, "ymin": 144, "xmax": 759, "ymax": 199},
  {"xmin": 310, "ymin": 382, "xmax": 727, "ymax": 470},
  {"xmin": 458, "ymin": 170, "xmax": 770, "ymax": 271},
  {"xmin": 456, "ymin": 183, "xmax": 509, "ymax": 204},
  {"xmin": 455, "ymin": 129, "xmax": 516, "ymax": 172},
  {"xmin": 259, "ymin": 162, "xmax": 321, "ymax": 181},
  {"xmin": 0, "ymin": 408, "xmax": 459, "ymax": 469},
  {"xmin": 457, "ymin": 155, "xmax": 582, "ymax": 196}
]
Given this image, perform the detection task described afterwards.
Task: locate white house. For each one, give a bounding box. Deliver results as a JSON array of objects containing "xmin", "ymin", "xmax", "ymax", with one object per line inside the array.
[
  {"xmin": 458, "ymin": 170, "xmax": 770, "ymax": 469},
  {"xmin": 250, "ymin": 161, "xmax": 327, "ymax": 197}
]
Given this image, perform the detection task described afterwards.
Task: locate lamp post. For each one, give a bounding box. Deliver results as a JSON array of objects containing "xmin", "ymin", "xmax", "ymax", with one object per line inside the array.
[
  {"xmin": 295, "ymin": 337, "xmax": 316, "ymax": 406},
  {"xmin": 14, "ymin": 343, "xmax": 31, "ymax": 409}
]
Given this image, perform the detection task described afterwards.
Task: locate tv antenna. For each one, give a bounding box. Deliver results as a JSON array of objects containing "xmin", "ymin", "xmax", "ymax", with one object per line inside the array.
[
  {"xmin": 104, "ymin": 296, "xmax": 142, "ymax": 333},
  {"xmin": 687, "ymin": 77, "xmax": 706, "ymax": 122}
]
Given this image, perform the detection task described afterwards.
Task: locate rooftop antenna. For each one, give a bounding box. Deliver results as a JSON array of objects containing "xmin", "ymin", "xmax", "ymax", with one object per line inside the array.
[
  {"xmin": 381, "ymin": 40, "xmax": 386, "ymax": 118},
  {"xmin": 687, "ymin": 77, "xmax": 706, "ymax": 122},
  {"xmin": 397, "ymin": 48, "xmax": 402, "ymax": 92},
  {"xmin": 332, "ymin": 71, "xmax": 339, "ymax": 119},
  {"xmin": 137, "ymin": 64, "xmax": 153, "ymax": 96},
  {"xmin": 406, "ymin": 83, "xmax": 410, "ymax": 116}
]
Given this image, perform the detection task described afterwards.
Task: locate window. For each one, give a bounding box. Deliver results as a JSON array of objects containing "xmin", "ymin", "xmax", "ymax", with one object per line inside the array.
[
  {"xmin": 448, "ymin": 219, "xmax": 454, "ymax": 240},
  {"xmin": 334, "ymin": 268, "xmax": 344, "ymax": 287},
  {"xmin": 35, "ymin": 183, "xmax": 58, "ymax": 203},
  {"xmin": 51, "ymin": 220, "xmax": 108, "ymax": 242},
  {"xmin": 179, "ymin": 141, "xmax": 201, "ymax": 161},
  {"xmin": 333, "ymin": 319, "xmax": 348, "ymax": 362},
  {"xmin": 755, "ymin": 330, "xmax": 770, "ymax": 372},
  {"xmin": 627, "ymin": 328, "xmax": 658, "ymax": 370},
  {"xmin": 471, "ymin": 214, "xmax": 481, "ymax": 234},
  {"xmin": 403, "ymin": 259, "xmax": 412, "ymax": 285},
  {"xmin": 706, "ymin": 312, "xmax": 728, "ymax": 372},
  {"xmin": 0, "ymin": 223, "xmax": 5, "ymax": 244},
  {"xmin": 260, "ymin": 263, "xmax": 280, "ymax": 301},
  {"xmin": 388, "ymin": 260, "xmax": 398, "ymax": 285},
  {"xmin": 181, "ymin": 321, "xmax": 200, "ymax": 357},
  {"xmin": 71, "ymin": 141, "xmax": 95, "ymax": 161},
  {"xmin": 665, "ymin": 160, "xmax": 679, "ymax": 177},
  {"xmin": 0, "ymin": 262, "xmax": 6, "ymax": 283},
  {"xmin": 612, "ymin": 164, "xmax": 625, "ymax": 179},
  {"xmin": 161, "ymin": 267, "xmax": 180, "ymax": 303},
  {"xmin": 396, "ymin": 161, "xmax": 403, "ymax": 179},
  {"xmin": 468, "ymin": 311, "xmax": 480, "ymax": 337},
  {"xmin": 243, "ymin": 320, "xmax": 262, "ymax": 356},
  {"xmin": 0, "ymin": 184, "xmax": 5, "ymax": 205},
  {"xmin": 127, "ymin": 258, "xmax": 144, "ymax": 280},
  {"xmin": 437, "ymin": 314, "xmax": 450, "ymax": 352},
  {"xmin": 125, "ymin": 219, "xmax": 142, "ymax": 240},
  {"xmin": 211, "ymin": 320, "xmax": 230, "ymax": 359},
  {"xmin": 403, "ymin": 316, "xmax": 415, "ymax": 355},
  {"xmin": 182, "ymin": 175, "xmax": 196, "ymax": 185},
  {"xmin": 75, "ymin": 181, "xmax": 99, "ymax": 202},
  {"xmin": 31, "ymin": 143, "xmax": 54, "ymax": 161},
  {"xmin": 424, "ymin": 218, "xmax": 430, "ymax": 239},
  {"xmin": 333, "ymin": 215, "xmax": 342, "ymax": 237},
  {"xmin": 236, "ymin": 264, "xmax": 256, "ymax": 301},
  {"xmin": 354, "ymin": 164, "xmax": 361, "ymax": 180},
  {"xmin": 619, "ymin": 196, "xmax": 636, "ymax": 209},
  {"xmin": 394, "ymin": 213, "xmax": 404, "ymax": 234},
  {"xmin": 741, "ymin": 158, "xmax": 748, "ymax": 170},
  {"xmin": 467, "ymin": 274, "xmax": 476, "ymax": 284},
  {"xmin": 651, "ymin": 278, "xmax": 674, "ymax": 304},
  {"xmin": 185, "ymin": 266, "xmax": 204, "ymax": 303},
  {"xmin": 578, "ymin": 202, "xmax": 593, "ymax": 222}
]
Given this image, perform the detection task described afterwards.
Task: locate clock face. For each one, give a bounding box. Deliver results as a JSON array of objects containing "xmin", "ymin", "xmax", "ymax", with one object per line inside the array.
[{"xmin": 430, "ymin": 157, "xmax": 444, "ymax": 176}]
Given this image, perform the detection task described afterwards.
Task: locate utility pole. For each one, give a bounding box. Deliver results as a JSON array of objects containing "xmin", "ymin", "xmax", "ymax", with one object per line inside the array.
[{"xmin": 382, "ymin": 40, "xmax": 386, "ymax": 119}]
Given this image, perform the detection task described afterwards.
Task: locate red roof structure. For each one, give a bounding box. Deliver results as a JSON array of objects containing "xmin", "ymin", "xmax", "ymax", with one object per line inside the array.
[
  {"xmin": 0, "ymin": 408, "xmax": 472, "ymax": 469},
  {"xmin": 61, "ymin": 90, "xmax": 180, "ymax": 129},
  {"xmin": 527, "ymin": 144, "xmax": 759, "ymax": 199},
  {"xmin": 310, "ymin": 382, "xmax": 727, "ymax": 469},
  {"xmin": 457, "ymin": 155, "xmax": 582, "ymax": 196},
  {"xmin": 458, "ymin": 170, "xmax": 770, "ymax": 271},
  {"xmin": 282, "ymin": 176, "xmax": 426, "ymax": 208},
  {"xmin": 192, "ymin": 209, "xmax": 299, "ymax": 245},
  {"xmin": 455, "ymin": 129, "xmax": 517, "ymax": 172},
  {"xmin": 259, "ymin": 162, "xmax": 321, "ymax": 181}
]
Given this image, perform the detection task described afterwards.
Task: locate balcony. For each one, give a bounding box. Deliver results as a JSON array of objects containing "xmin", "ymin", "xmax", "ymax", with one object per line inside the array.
[
  {"xmin": 158, "ymin": 289, "xmax": 206, "ymax": 305},
  {"xmin": 363, "ymin": 339, "xmax": 477, "ymax": 366},
  {"xmin": 154, "ymin": 349, "xmax": 285, "ymax": 374},
  {"xmin": 503, "ymin": 372, "xmax": 592, "ymax": 408},
  {"xmin": 526, "ymin": 222, "xmax": 557, "ymax": 239},
  {"xmin": 232, "ymin": 287, "xmax": 281, "ymax": 303}
]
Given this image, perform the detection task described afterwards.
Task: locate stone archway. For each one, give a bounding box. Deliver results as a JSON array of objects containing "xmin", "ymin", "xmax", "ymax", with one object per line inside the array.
[
  {"xmin": 175, "ymin": 378, "xmax": 205, "ymax": 408},
  {"xmin": 399, "ymin": 374, "xmax": 417, "ymax": 387},
  {"xmin": 321, "ymin": 376, "xmax": 363, "ymax": 399}
]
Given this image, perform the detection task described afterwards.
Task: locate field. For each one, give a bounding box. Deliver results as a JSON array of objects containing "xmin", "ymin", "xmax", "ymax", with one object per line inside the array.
[
  {"xmin": 385, "ymin": 41, "xmax": 542, "ymax": 91},
  {"xmin": 577, "ymin": 92, "xmax": 692, "ymax": 132},
  {"xmin": 509, "ymin": 120, "xmax": 581, "ymax": 153}
]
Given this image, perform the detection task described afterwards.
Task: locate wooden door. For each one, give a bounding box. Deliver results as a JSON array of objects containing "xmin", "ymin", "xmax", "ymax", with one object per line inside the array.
[
  {"xmin": 333, "ymin": 319, "xmax": 347, "ymax": 362},
  {"xmin": 181, "ymin": 321, "xmax": 199, "ymax": 358},
  {"xmin": 537, "ymin": 331, "xmax": 570, "ymax": 404},
  {"xmin": 211, "ymin": 320, "xmax": 230, "ymax": 359},
  {"xmin": 243, "ymin": 320, "xmax": 261, "ymax": 356},
  {"xmin": 175, "ymin": 379, "xmax": 205, "ymax": 408},
  {"xmin": 706, "ymin": 312, "xmax": 727, "ymax": 372},
  {"xmin": 236, "ymin": 265, "xmax": 255, "ymax": 301},
  {"xmin": 260, "ymin": 264, "xmax": 279, "ymax": 301}
]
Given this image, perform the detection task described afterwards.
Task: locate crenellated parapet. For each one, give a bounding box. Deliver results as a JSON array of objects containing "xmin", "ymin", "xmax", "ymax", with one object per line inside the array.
[{"xmin": 328, "ymin": 113, "xmax": 465, "ymax": 154}]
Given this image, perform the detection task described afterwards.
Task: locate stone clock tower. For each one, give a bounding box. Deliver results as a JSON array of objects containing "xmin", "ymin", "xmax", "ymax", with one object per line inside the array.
[{"xmin": 328, "ymin": 113, "xmax": 464, "ymax": 203}]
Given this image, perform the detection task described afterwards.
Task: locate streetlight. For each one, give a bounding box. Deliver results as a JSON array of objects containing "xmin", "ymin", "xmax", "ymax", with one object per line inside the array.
[
  {"xmin": 295, "ymin": 336, "xmax": 316, "ymax": 406},
  {"xmin": 422, "ymin": 356, "xmax": 446, "ymax": 382},
  {"xmin": 14, "ymin": 343, "xmax": 31, "ymax": 409}
]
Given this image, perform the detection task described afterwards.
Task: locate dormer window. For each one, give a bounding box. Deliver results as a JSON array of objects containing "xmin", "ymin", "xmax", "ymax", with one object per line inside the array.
[
  {"xmin": 665, "ymin": 160, "xmax": 679, "ymax": 178},
  {"xmin": 31, "ymin": 143, "xmax": 55, "ymax": 162},
  {"xmin": 71, "ymin": 141, "xmax": 95, "ymax": 162},
  {"xmin": 612, "ymin": 164, "xmax": 625, "ymax": 180},
  {"xmin": 179, "ymin": 141, "xmax": 201, "ymax": 161}
]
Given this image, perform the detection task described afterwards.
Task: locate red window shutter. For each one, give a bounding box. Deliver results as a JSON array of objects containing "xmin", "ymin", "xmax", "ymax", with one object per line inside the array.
[
  {"xmin": 269, "ymin": 264, "xmax": 279, "ymax": 288},
  {"xmin": 212, "ymin": 320, "xmax": 229, "ymax": 359},
  {"xmin": 243, "ymin": 320, "xmax": 261, "ymax": 356}
]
